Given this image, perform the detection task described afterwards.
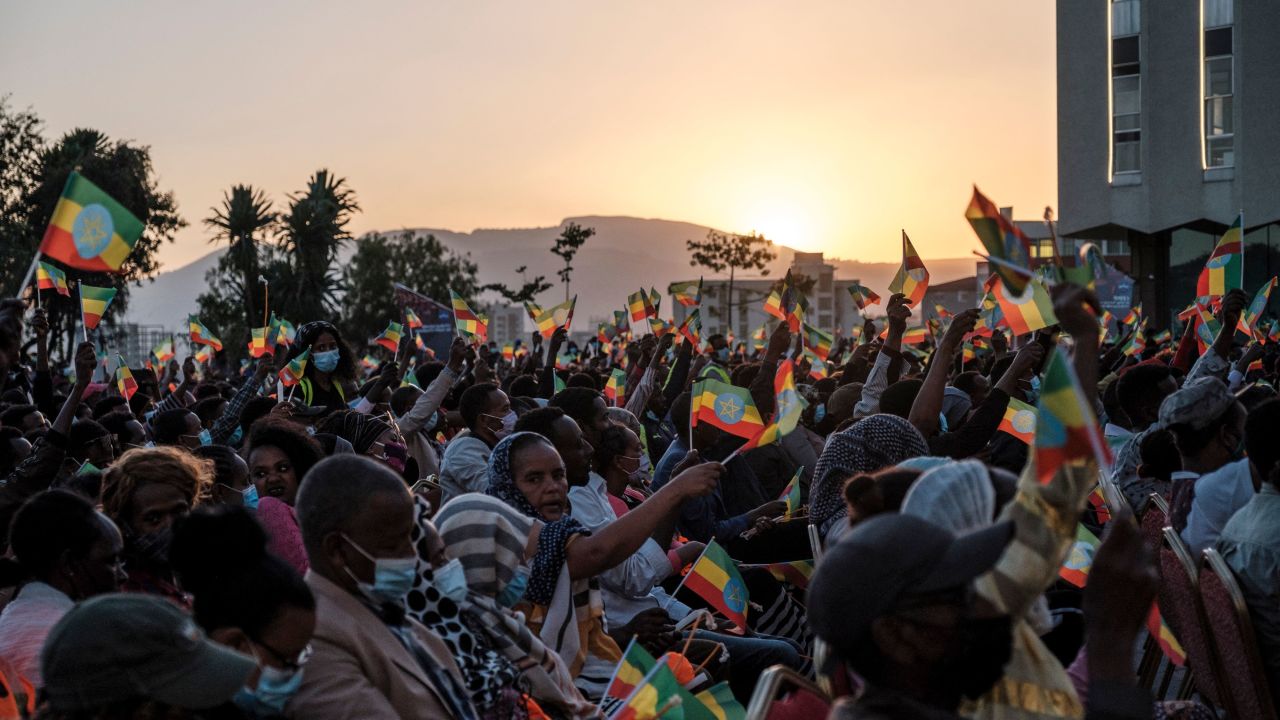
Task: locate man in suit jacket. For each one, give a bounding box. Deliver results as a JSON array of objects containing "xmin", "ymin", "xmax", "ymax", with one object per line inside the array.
[{"xmin": 290, "ymin": 455, "xmax": 477, "ymax": 719}]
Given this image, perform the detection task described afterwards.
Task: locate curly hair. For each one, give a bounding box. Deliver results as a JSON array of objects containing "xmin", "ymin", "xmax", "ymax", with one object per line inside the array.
[
  {"xmin": 100, "ymin": 447, "xmax": 213, "ymax": 526},
  {"xmin": 246, "ymin": 417, "xmax": 325, "ymax": 478}
]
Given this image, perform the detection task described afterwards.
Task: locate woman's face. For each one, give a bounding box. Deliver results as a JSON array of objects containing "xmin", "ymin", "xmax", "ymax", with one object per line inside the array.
[
  {"xmin": 128, "ymin": 482, "xmax": 191, "ymax": 536},
  {"xmin": 313, "ymin": 332, "xmax": 339, "ymax": 355},
  {"xmin": 68, "ymin": 513, "xmax": 127, "ymax": 598},
  {"xmin": 211, "ymin": 454, "xmax": 252, "ymax": 506},
  {"xmin": 513, "ymin": 441, "xmax": 569, "ymax": 521},
  {"xmin": 249, "ymin": 445, "xmax": 299, "ymax": 505}
]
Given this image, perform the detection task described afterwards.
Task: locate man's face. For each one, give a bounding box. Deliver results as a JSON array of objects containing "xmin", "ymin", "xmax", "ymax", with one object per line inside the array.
[
  {"xmin": 968, "ymin": 376, "xmax": 991, "ymax": 408},
  {"xmin": 332, "ymin": 490, "xmax": 415, "ymax": 591},
  {"xmin": 550, "ymin": 415, "xmax": 593, "ymax": 486},
  {"xmin": 82, "ymin": 433, "xmax": 116, "ymax": 468},
  {"xmin": 476, "ymin": 390, "xmax": 513, "ymax": 442},
  {"xmin": 21, "ymin": 410, "xmax": 49, "ymax": 433},
  {"xmin": 584, "ymin": 397, "xmax": 609, "ymax": 446}
]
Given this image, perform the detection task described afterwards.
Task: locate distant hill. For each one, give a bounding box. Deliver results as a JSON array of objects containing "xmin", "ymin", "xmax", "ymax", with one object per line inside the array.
[{"xmin": 123, "ymin": 215, "xmax": 978, "ymax": 329}]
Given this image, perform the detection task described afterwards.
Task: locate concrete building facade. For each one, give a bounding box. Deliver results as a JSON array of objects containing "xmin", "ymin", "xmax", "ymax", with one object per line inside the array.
[{"xmin": 1057, "ymin": 0, "xmax": 1280, "ymax": 324}]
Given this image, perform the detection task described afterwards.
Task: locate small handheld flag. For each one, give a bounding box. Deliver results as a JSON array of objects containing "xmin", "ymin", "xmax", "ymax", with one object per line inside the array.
[
  {"xmin": 998, "ymin": 398, "xmax": 1037, "ymax": 444},
  {"xmin": 690, "ymin": 379, "xmax": 765, "ymax": 441},
  {"xmin": 1034, "ymin": 347, "xmax": 1110, "ymax": 485},
  {"xmin": 669, "ymin": 278, "xmax": 703, "ymax": 307},
  {"xmin": 677, "ymin": 539, "xmax": 750, "ymax": 629},
  {"xmin": 374, "ymin": 321, "xmax": 404, "ymax": 353},
  {"xmin": 600, "ymin": 638, "xmax": 658, "ymax": 709},
  {"xmin": 779, "ymin": 468, "xmax": 802, "ymax": 519},
  {"xmin": 1196, "ymin": 212, "xmax": 1244, "ymax": 301},
  {"xmin": 604, "ymin": 368, "xmax": 627, "ymax": 407},
  {"xmin": 965, "ymin": 187, "xmax": 1035, "ymax": 297},
  {"xmin": 993, "ymin": 277, "xmax": 1058, "ymax": 336},
  {"xmin": 248, "ymin": 327, "xmax": 271, "ymax": 358},
  {"xmin": 188, "ymin": 316, "xmax": 224, "ymax": 352},
  {"xmin": 79, "ymin": 284, "xmax": 117, "ymax": 331},
  {"xmin": 888, "ymin": 231, "xmax": 929, "ymax": 306},
  {"xmin": 280, "ymin": 348, "xmax": 310, "ymax": 387},
  {"xmin": 40, "ymin": 172, "xmax": 145, "ymax": 274},
  {"xmin": 36, "ymin": 262, "xmax": 70, "ymax": 297},
  {"xmin": 677, "ymin": 308, "xmax": 702, "ymax": 347},
  {"xmin": 115, "ymin": 355, "xmax": 138, "ymax": 401},
  {"xmin": 535, "ymin": 296, "xmax": 576, "ymax": 338},
  {"xmin": 449, "ymin": 290, "xmax": 488, "ymax": 342},
  {"xmin": 404, "ymin": 307, "xmax": 423, "ymax": 330},
  {"xmin": 847, "ymin": 281, "xmax": 880, "ymax": 310}
]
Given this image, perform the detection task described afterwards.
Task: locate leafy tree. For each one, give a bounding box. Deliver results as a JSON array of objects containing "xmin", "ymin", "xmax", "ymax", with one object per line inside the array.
[
  {"xmin": 204, "ymin": 185, "xmax": 274, "ymax": 329},
  {"xmin": 686, "ymin": 230, "xmax": 776, "ymax": 330},
  {"xmin": 339, "ymin": 231, "xmax": 482, "ymax": 343},
  {"xmin": 276, "ymin": 169, "xmax": 358, "ymax": 322},
  {"xmin": 484, "ymin": 265, "xmax": 553, "ymax": 306},
  {"xmin": 1, "ymin": 120, "xmax": 184, "ymax": 359},
  {"xmin": 550, "ymin": 222, "xmax": 595, "ymax": 301}
]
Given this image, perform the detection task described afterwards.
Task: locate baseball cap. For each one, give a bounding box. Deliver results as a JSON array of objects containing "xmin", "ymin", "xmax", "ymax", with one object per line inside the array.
[
  {"xmin": 1158, "ymin": 376, "xmax": 1236, "ymax": 430},
  {"xmin": 808, "ymin": 513, "xmax": 1014, "ymax": 666},
  {"xmin": 41, "ymin": 594, "xmax": 255, "ymax": 711}
]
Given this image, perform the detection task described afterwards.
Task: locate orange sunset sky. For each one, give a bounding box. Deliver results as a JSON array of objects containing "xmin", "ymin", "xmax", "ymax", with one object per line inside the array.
[{"xmin": 2, "ymin": 1, "xmax": 1057, "ymax": 270}]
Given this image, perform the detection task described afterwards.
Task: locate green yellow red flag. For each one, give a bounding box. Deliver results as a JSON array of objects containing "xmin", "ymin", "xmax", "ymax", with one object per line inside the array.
[
  {"xmin": 888, "ymin": 231, "xmax": 929, "ymax": 306},
  {"xmin": 690, "ymin": 378, "xmax": 765, "ymax": 441},
  {"xmin": 36, "ymin": 261, "xmax": 70, "ymax": 297},
  {"xmin": 40, "ymin": 172, "xmax": 144, "ymax": 273},
  {"xmin": 79, "ymin": 284, "xmax": 117, "ymax": 330},
  {"xmin": 678, "ymin": 539, "xmax": 749, "ymax": 629}
]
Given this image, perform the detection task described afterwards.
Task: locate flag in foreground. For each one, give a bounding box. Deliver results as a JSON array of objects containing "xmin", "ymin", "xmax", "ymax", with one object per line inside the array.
[
  {"xmin": 888, "ymin": 231, "xmax": 929, "ymax": 306},
  {"xmin": 680, "ymin": 540, "xmax": 749, "ymax": 629},
  {"xmin": 79, "ymin": 284, "xmax": 117, "ymax": 330},
  {"xmin": 601, "ymin": 639, "xmax": 658, "ymax": 709},
  {"xmin": 737, "ymin": 360, "xmax": 805, "ymax": 452},
  {"xmin": 1196, "ymin": 212, "xmax": 1244, "ymax": 300},
  {"xmin": 691, "ymin": 379, "xmax": 765, "ymax": 441},
  {"xmin": 609, "ymin": 661, "xmax": 684, "ymax": 720},
  {"xmin": 1034, "ymin": 347, "xmax": 1109, "ymax": 485},
  {"xmin": 998, "ymin": 398, "xmax": 1037, "ymax": 445},
  {"xmin": 966, "ymin": 186, "xmax": 1035, "ymax": 296},
  {"xmin": 40, "ymin": 172, "xmax": 145, "ymax": 273},
  {"xmin": 36, "ymin": 262, "xmax": 70, "ymax": 297}
]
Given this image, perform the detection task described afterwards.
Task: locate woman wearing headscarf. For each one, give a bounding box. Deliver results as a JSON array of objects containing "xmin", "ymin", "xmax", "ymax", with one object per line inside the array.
[
  {"xmin": 461, "ymin": 431, "xmax": 720, "ymax": 699},
  {"xmin": 810, "ymin": 414, "xmax": 928, "ymax": 544},
  {"xmin": 317, "ymin": 410, "xmax": 409, "ymax": 477},
  {"xmin": 428, "ymin": 494, "xmax": 601, "ymax": 719}
]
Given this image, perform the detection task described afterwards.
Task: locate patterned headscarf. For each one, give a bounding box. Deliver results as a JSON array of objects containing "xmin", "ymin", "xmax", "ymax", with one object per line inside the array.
[
  {"xmin": 317, "ymin": 410, "xmax": 390, "ymax": 455},
  {"xmin": 810, "ymin": 414, "xmax": 928, "ymax": 534},
  {"xmin": 483, "ymin": 432, "xmax": 591, "ymax": 607},
  {"xmin": 900, "ymin": 460, "xmax": 996, "ymax": 536}
]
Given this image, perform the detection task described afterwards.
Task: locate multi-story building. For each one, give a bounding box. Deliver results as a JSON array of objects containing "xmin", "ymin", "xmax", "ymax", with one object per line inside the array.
[
  {"xmin": 670, "ymin": 252, "xmax": 864, "ymax": 338},
  {"xmin": 1057, "ymin": 0, "xmax": 1280, "ymax": 324}
]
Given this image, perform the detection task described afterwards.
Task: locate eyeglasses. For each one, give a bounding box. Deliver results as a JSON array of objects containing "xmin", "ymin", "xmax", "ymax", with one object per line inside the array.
[{"xmin": 255, "ymin": 640, "xmax": 313, "ymax": 673}]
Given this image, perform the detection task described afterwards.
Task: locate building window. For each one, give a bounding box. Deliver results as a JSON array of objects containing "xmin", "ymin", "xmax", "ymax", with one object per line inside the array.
[
  {"xmin": 1203, "ymin": 0, "xmax": 1234, "ymax": 168},
  {"xmin": 1110, "ymin": 0, "xmax": 1141, "ymax": 176}
]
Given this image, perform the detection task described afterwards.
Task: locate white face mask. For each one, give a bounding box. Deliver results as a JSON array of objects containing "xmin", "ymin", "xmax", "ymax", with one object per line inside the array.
[{"xmin": 484, "ymin": 411, "xmax": 517, "ymax": 439}]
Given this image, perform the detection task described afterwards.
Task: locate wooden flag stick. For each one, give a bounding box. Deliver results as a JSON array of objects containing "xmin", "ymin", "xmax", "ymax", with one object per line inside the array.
[{"xmin": 679, "ymin": 613, "xmax": 703, "ymax": 657}]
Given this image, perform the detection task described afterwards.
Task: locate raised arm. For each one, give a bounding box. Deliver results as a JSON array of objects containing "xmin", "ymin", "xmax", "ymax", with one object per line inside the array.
[
  {"xmin": 565, "ymin": 461, "xmax": 720, "ymax": 580},
  {"xmin": 909, "ymin": 309, "xmax": 978, "ymax": 436}
]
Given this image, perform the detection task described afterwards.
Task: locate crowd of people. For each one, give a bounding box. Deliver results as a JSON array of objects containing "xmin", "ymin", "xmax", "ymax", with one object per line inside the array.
[{"xmin": 0, "ymin": 278, "xmax": 1276, "ymax": 720}]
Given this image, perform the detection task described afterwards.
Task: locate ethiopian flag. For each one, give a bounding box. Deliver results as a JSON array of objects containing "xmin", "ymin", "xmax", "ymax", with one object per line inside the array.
[
  {"xmin": 116, "ymin": 355, "xmax": 138, "ymax": 401},
  {"xmin": 1121, "ymin": 325, "xmax": 1146, "ymax": 358},
  {"xmin": 189, "ymin": 316, "xmax": 223, "ymax": 352},
  {"xmin": 998, "ymin": 398, "xmax": 1037, "ymax": 444},
  {"xmin": 670, "ymin": 278, "xmax": 702, "ymax": 307},
  {"xmin": 693, "ymin": 683, "xmax": 747, "ymax": 720},
  {"xmin": 611, "ymin": 661, "xmax": 685, "ymax": 720},
  {"xmin": 847, "ymin": 281, "xmax": 880, "ymax": 310},
  {"xmin": 375, "ymin": 321, "xmax": 404, "ymax": 353},
  {"xmin": 40, "ymin": 172, "xmax": 144, "ymax": 274},
  {"xmin": 678, "ymin": 308, "xmax": 702, "ymax": 347},
  {"xmin": 680, "ymin": 539, "xmax": 749, "ymax": 629},
  {"xmin": 535, "ymin": 296, "xmax": 576, "ymax": 338},
  {"xmin": 753, "ymin": 560, "xmax": 815, "ymax": 590},
  {"xmin": 404, "ymin": 307, "xmax": 423, "ymax": 330},
  {"xmin": 1147, "ymin": 605, "xmax": 1186, "ymax": 666},
  {"xmin": 1196, "ymin": 212, "xmax": 1244, "ymax": 301},
  {"xmin": 79, "ymin": 284, "xmax": 117, "ymax": 330},
  {"xmin": 248, "ymin": 327, "xmax": 271, "ymax": 358},
  {"xmin": 1034, "ymin": 347, "xmax": 1110, "ymax": 485},
  {"xmin": 280, "ymin": 348, "xmax": 310, "ymax": 387},
  {"xmin": 523, "ymin": 300, "xmax": 543, "ymax": 323},
  {"xmin": 993, "ymin": 277, "xmax": 1057, "ymax": 336},
  {"xmin": 601, "ymin": 638, "xmax": 658, "ymax": 709},
  {"xmin": 628, "ymin": 289, "xmax": 653, "ymax": 323},
  {"xmin": 449, "ymin": 290, "xmax": 488, "ymax": 341},
  {"xmin": 803, "ymin": 323, "xmax": 833, "ymax": 361},
  {"xmin": 779, "ymin": 467, "xmax": 802, "ymax": 519},
  {"xmin": 888, "ymin": 231, "xmax": 929, "ymax": 307},
  {"xmin": 605, "ymin": 368, "xmax": 627, "ymax": 407},
  {"xmin": 804, "ymin": 347, "xmax": 828, "ymax": 380},
  {"xmin": 1059, "ymin": 523, "xmax": 1100, "ymax": 588},
  {"xmin": 1241, "ymin": 276, "xmax": 1277, "ymax": 340},
  {"xmin": 738, "ymin": 360, "xmax": 805, "ymax": 452},
  {"xmin": 690, "ymin": 379, "xmax": 765, "ymax": 441},
  {"xmin": 966, "ymin": 186, "xmax": 1035, "ymax": 297},
  {"xmin": 36, "ymin": 261, "xmax": 70, "ymax": 297}
]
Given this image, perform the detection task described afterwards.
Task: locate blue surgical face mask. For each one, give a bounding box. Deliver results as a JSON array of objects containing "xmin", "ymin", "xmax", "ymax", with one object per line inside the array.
[
  {"xmin": 228, "ymin": 425, "xmax": 244, "ymax": 445},
  {"xmin": 198, "ymin": 428, "xmax": 213, "ymax": 446},
  {"xmin": 432, "ymin": 558, "xmax": 469, "ymax": 604},
  {"xmin": 716, "ymin": 347, "xmax": 730, "ymax": 363},
  {"xmin": 341, "ymin": 534, "xmax": 418, "ymax": 605},
  {"xmin": 313, "ymin": 349, "xmax": 341, "ymax": 373},
  {"xmin": 1026, "ymin": 375, "xmax": 1042, "ymax": 404},
  {"xmin": 814, "ymin": 403, "xmax": 826, "ymax": 423},
  {"xmin": 234, "ymin": 651, "xmax": 305, "ymax": 717},
  {"xmin": 498, "ymin": 565, "xmax": 531, "ymax": 607},
  {"xmin": 426, "ymin": 411, "xmax": 439, "ymax": 431},
  {"xmin": 240, "ymin": 484, "xmax": 260, "ymax": 511}
]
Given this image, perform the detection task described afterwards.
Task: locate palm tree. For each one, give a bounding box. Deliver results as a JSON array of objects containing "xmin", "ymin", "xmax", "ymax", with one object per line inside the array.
[
  {"xmin": 204, "ymin": 185, "xmax": 274, "ymax": 329},
  {"xmin": 277, "ymin": 169, "xmax": 359, "ymax": 322}
]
